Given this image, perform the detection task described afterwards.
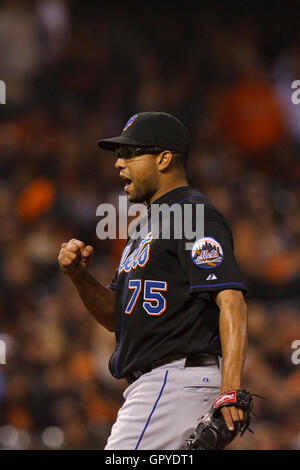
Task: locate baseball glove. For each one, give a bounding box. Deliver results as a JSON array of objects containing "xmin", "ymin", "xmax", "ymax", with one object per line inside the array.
[{"xmin": 182, "ymin": 389, "xmax": 263, "ymax": 450}]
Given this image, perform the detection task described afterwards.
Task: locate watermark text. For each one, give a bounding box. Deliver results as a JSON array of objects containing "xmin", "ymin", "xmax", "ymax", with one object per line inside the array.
[
  {"xmin": 0, "ymin": 339, "xmax": 6, "ymax": 364},
  {"xmin": 0, "ymin": 80, "xmax": 6, "ymax": 104},
  {"xmin": 291, "ymin": 340, "xmax": 300, "ymax": 365},
  {"xmin": 96, "ymin": 197, "xmax": 204, "ymax": 249},
  {"xmin": 291, "ymin": 80, "xmax": 300, "ymax": 104}
]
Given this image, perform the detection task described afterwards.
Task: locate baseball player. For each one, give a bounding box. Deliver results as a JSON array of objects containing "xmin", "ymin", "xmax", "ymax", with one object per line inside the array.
[{"xmin": 58, "ymin": 112, "xmax": 248, "ymax": 450}]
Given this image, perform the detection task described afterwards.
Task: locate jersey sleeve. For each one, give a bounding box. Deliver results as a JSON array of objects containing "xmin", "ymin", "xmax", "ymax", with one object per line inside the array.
[
  {"xmin": 178, "ymin": 205, "xmax": 247, "ymax": 295},
  {"xmin": 106, "ymin": 268, "xmax": 118, "ymax": 292}
]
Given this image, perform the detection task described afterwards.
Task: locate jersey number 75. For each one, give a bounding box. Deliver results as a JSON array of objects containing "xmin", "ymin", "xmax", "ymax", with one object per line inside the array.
[{"xmin": 125, "ymin": 280, "xmax": 167, "ymax": 316}]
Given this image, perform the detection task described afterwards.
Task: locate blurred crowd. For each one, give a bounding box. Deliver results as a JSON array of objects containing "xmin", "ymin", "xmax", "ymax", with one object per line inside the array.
[{"xmin": 0, "ymin": 0, "xmax": 299, "ymax": 450}]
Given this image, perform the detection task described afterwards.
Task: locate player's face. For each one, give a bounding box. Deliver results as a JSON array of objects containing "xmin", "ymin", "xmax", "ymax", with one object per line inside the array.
[{"xmin": 115, "ymin": 151, "xmax": 160, "ymax": 204}]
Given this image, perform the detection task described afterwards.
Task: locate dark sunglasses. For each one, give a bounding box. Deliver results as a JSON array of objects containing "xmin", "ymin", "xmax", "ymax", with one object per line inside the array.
[{"xmin": 115, "ymin": 146, "xmax": 165, "ymax": 160}]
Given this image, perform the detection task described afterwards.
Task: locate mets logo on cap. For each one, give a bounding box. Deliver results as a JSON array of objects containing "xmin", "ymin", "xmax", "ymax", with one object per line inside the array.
[
  {"xmin": 191, "ymin": 237, "xmax": 224, "ymax": 269},
  {"xmin": 123, "ymin": 114, "xmax": 138, "ymax": 132}
]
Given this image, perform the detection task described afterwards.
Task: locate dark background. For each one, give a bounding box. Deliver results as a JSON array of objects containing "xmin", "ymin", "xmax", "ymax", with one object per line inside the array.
[{"xmin": 0, "ymin": 0, "xmax": 299, "ymax": 449}]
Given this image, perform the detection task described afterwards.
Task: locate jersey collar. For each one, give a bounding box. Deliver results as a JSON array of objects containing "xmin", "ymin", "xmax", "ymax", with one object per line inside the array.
[{"xmin": 148, "ymin": 185, "xmax": 191, "ymax": 209}]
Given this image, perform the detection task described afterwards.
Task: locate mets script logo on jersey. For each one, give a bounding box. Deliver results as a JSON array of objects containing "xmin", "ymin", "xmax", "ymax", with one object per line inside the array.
[
  {"xmin": 123, "ymin": 114, "xmax": 138, "ymax": 132},
  {"xmin": 191, "ymin": 237, "xmax": 224, "ymax": 269},
  {"xmin": 213, "ymin": 391, "xmax": 237, "ymax": 408},
  {"xmin": 119, "ymin": 232, "xmax": 153, "ymax": 273}
]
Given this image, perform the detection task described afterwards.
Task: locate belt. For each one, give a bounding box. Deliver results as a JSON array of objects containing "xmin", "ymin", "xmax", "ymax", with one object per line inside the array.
[{"xmin": 125, "ymin": 353, "xmax": 219, "ymax": 385}]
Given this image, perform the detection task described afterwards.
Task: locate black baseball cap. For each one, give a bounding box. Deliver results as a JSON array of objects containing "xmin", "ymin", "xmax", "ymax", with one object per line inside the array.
[{"xmin": 97, "ymin": 112, "xmax": 191, "ymax": 155}]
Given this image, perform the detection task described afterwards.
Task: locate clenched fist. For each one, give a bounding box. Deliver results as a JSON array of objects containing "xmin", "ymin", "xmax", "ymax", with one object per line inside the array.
[{"xmin": 58, "ymin": 239, "xmax": 94, "ymax": 277}]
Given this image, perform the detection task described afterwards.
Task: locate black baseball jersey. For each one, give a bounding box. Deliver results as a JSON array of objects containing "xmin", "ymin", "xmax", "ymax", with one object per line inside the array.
[{"xmin": 107, "ymin": 186, "xmax": 247, "ymax": 379}]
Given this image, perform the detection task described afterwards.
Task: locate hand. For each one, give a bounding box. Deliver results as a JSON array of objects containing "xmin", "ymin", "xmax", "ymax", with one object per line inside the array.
[
  {"xmin": 58, "ymin": 239, "xmax": 94, "ymax": 278},
  {"xmin": 221, "ymin": 406, "xmax": 244, "ymax": 431}
]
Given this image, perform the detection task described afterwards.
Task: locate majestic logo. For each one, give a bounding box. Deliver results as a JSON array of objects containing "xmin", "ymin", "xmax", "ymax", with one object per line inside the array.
[
  {"xmin": 191, "ymin": 237, "xmax": 223, "ymax": 269},
  {"xmin": 213, "ymin": 391, "xmax": 237, "ymax": 408},
  {"xmin": 123, "ymin": 114, "xmax": 138, "ymax": 132},
  {"xmin": 206, "ymin": 274, "xmax": 217, "ymax": 280}
]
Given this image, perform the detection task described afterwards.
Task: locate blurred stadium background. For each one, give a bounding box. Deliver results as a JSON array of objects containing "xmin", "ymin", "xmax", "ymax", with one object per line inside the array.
[{"xmin": 0, "ymin": 0, "xmax": 299, "ymax": 450}]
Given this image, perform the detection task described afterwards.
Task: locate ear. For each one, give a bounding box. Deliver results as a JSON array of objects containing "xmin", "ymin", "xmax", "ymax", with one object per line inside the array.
[{"xmin": 156, "ymin": 151, "xmax": 173, "ymax": 172}]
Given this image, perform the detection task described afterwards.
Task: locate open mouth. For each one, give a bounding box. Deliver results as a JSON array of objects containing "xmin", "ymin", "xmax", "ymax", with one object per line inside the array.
[
  {"xmin": 120, "ymin": 174, "xmax": 133, "ymax": 192},
  {"xmin": 124, "ymin": 178, "xmax": 133, "ymax": 191}
]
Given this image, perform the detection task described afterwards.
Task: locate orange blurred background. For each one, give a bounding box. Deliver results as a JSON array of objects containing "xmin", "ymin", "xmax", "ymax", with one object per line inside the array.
[{"xmin": 0, "ymin": 0, "xmax": 299, "ymax": 450}]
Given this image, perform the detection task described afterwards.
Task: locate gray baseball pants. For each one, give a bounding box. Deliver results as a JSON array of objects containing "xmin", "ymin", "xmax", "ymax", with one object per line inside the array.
[{"xmin": 105, "ymin": 357, "xmax": 222, "ymax": 450}]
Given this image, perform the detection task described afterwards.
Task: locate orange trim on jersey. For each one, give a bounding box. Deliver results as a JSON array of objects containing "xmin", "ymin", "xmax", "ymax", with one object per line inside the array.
[
  {"xmin": 125, "ymin": 280, "xmax": 142, "ymax": 315},
  {"xmin": 119, "ymin": 232, "xmax": 153, "ymax": 274},
  {"xmin": 143, "ymin": 281, "xmax": 168, "ymax": 316}
]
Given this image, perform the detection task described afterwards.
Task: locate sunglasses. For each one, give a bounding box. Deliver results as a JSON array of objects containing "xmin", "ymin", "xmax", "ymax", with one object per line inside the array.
[{"xmin": 115, "ymin": 146, "xmax": 165, "ymax": 160}]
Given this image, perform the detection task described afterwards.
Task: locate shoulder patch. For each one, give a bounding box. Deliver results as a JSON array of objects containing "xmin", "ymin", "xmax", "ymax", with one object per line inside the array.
[{"xmin": 191, "ymin": 237, "xmax": 224, "ymax": 269}]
